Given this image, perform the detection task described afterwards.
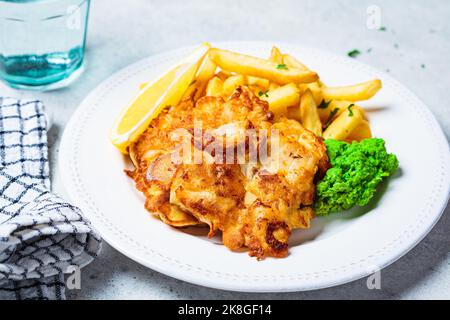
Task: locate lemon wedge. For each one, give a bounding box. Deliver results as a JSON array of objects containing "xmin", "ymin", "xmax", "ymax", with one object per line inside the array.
[{"xmin": 110, "ymin": 43, "xmax": 210, "ymax": 153}]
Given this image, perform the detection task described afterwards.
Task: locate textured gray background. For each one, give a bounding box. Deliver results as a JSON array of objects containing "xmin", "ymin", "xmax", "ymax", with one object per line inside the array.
[{"xmin": 0, "ymin": 0, "xmax": 449, "ymax": 299}]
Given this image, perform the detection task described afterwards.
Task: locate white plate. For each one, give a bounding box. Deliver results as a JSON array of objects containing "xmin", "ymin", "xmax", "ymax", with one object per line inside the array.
[{"xmin": 59, "ymin": 41, "xmax": 450, "ymax": 292}]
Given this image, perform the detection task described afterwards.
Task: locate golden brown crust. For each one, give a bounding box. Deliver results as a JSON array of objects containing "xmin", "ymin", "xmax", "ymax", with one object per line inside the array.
[{"xmin": 126, "ymin": 87, "xmax": 329, "ymax": 259}]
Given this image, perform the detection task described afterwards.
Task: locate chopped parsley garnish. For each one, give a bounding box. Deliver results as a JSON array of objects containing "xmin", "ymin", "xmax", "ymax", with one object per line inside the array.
[
  {"xmin": 276, "ymin": 64, "xmax": 288, "ymax": 70},
  {"xmin": 347, "ymin": 49, "xmax": 361, "ymax": 58},
  {"xmin": 258, "ymin": 90, "xmax": 269, "ymax": 97},
  {"xmin": 319, "ymin": 100, "xmax": 331, "ymax": 109},
  {"xmin": 324, "ymin": 108, "xmax": 340, "ymax": 129},
  {"xmin": 379, "ymin": 26, "xmax": 387, "ymax": 31},
  {"xmin": 347, "ymin": 104, "xmax": 355, "ymax": 117}
]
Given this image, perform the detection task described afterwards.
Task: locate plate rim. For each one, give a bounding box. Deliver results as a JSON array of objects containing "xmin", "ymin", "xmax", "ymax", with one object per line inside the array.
[{"xmin": 59, "ymin": 41, "xmax": 450, "ymax": 292}]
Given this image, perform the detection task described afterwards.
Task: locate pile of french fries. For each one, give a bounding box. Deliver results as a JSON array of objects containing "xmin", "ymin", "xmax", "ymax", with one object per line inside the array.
[{"xmin": 181, "ymin": 46, "xmax": 382, "ymax": 142}]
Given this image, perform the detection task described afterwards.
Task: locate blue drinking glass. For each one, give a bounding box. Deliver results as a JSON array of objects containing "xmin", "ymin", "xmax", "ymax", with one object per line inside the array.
[{"xmin": 0, "ymin": 0, "xmax": 90, "ymax": 90}]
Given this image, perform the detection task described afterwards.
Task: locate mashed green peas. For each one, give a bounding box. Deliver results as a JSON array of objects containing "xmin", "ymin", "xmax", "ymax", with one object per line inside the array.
[{"xmin": 314, "ymin": 138, "xmax": 399, "ymax": 216}]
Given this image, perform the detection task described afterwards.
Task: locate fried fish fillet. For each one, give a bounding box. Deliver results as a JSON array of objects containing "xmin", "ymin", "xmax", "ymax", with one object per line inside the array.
[{"xmin": 127, "ymin": 87, "xmax": 329, "ymax": 259}]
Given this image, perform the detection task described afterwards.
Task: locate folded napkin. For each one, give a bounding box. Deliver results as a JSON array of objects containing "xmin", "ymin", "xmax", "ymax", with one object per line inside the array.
[{"xmin": 0, "ymin": 97, "xmax": 101, "ymax": 300}]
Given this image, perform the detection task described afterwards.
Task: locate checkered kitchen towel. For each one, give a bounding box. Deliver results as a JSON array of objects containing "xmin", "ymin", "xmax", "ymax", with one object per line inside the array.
[{"xmin": 0, "ymin": 97, "xmax": 101, "ymax": 300}]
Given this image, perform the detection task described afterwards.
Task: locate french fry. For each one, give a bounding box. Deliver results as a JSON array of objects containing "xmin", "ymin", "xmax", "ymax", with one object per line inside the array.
[
  {"xmin": 217, "ymin": 71, "xmax": 269, "ymax": 91},
  {"xmin": 248, "ymin": 85, "xmax": 265, "ymax": 97},
  {"xmin": 196, "ymin": 56, "xmax": 217, "ymax": 83},
  {"xmin": 299, "ymin": 82, "xmax": 323, "ymax": 106},
  {"xmin": 323, "ymin": 105, "xmax": 365, "ymax": 140},
  {"xmin": 208, "ymin": 48, "xmax": 318, "ymax": 85},
  {"xmin": 261, "ymin": 83, "xmax": 300, "ymax": 119},
  {"xmin": 318, "ymin": 100, "xmax": 368, "ymax": 126},
  {"xmin": 186, "ymin": 56, "xmax": 217, "ymax": 99},
  {"xmin": 317, "ymin": 100, "xmax": 353, "ymax": 124},
  {"xmin": 206, "ymin": 76, "xmax": 224, "ymax": 97},
  {"xmin": 268, "ymin": 47, "xmax": 283, "ymax": 90},
  {"xmin": 269, "ymin": 82, "xmax": 280, "ymax": 90},
  {"xmin": 223, "ymin": 74, "xmax": 246, "ymax": 96},
  {"xmin": 345, "ymin": 120, "xmax": 372, "ymax": 142},
  {"xmin": 193, "ymin": 82, "xmax": 208, "ymax": 101},
  {"xmin": 286, "ymin": 105, "xmax": 301, "ymax": 122},
  {"xmin": 300, "ymin": 89, "xmax": 322, "ymax": 136},
  {"xmin": 282, "ymin": 54, "xmax": 308, "ymax": 70},
  {"xmin": 322, "ymin": 79, "xmax": 382, "ymax": 102},
  {"xmin": 309, "ymin": 82, "xmax": 323, "ymax": 106},
  {"xmin": 269, "ymin": 46, "xmax": 283, "ymax": 64},
  {"xmin": 216, "ymin": 70, "xmax": 233, "ymax": 81},
  {"xmin": 282, "ymin": 55, "xmax": 323, "ymax": 106},
  {"xmin": 182, "ymin": 82, "xmax": 199, "ymax": 100},
  {"xmin": 246, "ymin": 75, "xmax": 270, "ymax": 89}
]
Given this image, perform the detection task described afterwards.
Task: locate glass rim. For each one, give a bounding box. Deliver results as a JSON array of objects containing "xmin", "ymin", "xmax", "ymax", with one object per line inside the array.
[{"xmin": 0, "ymin": 0, "xmax": 90, "ymax": 22}]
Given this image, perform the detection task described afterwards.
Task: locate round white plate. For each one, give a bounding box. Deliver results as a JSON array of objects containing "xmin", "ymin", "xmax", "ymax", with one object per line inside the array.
[{"xmin": 59, "ymin": 41, "xmax": 450, "ymax": 292}]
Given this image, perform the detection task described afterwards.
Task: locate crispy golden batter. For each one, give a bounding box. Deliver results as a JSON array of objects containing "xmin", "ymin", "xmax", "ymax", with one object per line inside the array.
[{"xmin": 127, "ymin": 87, "xmax": 329, "ymax": 259}]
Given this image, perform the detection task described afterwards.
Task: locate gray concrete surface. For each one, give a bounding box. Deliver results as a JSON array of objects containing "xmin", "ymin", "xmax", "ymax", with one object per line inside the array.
[{"xmin": 1, "ymin": 0, "xmax": 449, "ymax": 299}]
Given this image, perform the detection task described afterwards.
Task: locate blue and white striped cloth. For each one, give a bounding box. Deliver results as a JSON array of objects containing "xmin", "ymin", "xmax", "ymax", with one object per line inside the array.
[{"xmin": 0, "ymin": 97, "xmax": 101, "ymax": 300}]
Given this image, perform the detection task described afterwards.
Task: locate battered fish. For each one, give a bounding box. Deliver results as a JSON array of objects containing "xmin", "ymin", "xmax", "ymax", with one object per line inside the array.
[{"xmin": 127, "ymin": 87, "xmax": 329, "ymax": 259}]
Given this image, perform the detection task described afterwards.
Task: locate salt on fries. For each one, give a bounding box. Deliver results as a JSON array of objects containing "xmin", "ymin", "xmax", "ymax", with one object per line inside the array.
[{"xmin": 117, "ymin": 44, "xmax": 383, "ymax": 153}]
